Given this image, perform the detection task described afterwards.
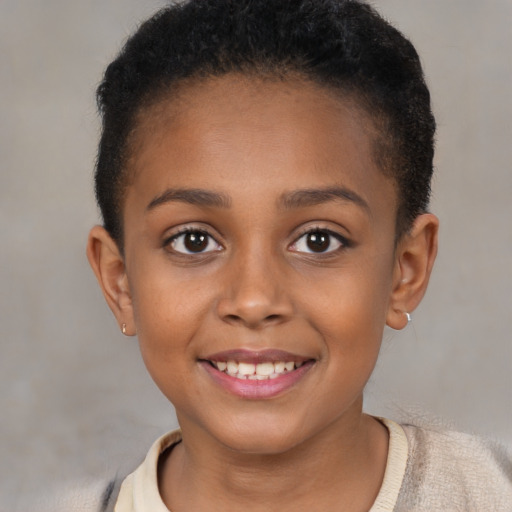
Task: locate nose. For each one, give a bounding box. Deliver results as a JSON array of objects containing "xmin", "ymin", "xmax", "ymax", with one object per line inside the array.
[{"xmin": 216, "ymin": 249, "xmax": 293, "ymax": 329}]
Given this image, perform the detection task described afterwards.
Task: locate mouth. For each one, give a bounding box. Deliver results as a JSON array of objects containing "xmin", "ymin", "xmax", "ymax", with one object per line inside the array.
[
  {"xmin": 199, "ymin": 349, "xmax": 315, "ymax": 398},
  {"xmin": 207, "ymin": 359, "xmax": 306, "ymax": 380}
]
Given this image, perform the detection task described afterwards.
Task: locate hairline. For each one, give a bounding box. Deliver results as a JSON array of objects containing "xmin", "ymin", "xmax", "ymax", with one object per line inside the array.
[{"xmin": 113, "ymin": 71, "xmax": 408, "ymax": 251}]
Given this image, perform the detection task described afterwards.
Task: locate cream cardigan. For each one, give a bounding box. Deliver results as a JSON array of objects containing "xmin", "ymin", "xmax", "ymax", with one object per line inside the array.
[
  {"xmin": 108, "ymin": 418, "xmax": 512, "ymax": 511},
  {"xmin": 37, "ymin": 419, "xmax": 511, "ymax": 511}
]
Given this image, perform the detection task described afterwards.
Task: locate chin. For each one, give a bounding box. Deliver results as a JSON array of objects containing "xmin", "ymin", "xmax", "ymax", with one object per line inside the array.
[{"xmin": 213, "ymin": 419, "xmax": 311, "ymax": 456}]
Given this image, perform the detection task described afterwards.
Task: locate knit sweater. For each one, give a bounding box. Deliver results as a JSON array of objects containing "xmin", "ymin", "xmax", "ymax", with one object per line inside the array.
[
  {"xmin": 33, "ymin": 419, "xmax": 512, "ymax": 511},
  {"xmin": 106, "ymin": 419, "xmax": 512, "ymax": 511}
]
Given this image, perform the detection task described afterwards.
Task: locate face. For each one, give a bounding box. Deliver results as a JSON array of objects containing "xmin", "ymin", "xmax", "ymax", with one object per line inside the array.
[{"xmin": 121, "ymin": 75, "xmax": 400, "ymax": 454}]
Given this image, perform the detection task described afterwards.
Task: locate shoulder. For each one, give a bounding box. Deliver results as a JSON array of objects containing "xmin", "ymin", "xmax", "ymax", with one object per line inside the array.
[
  {"xmin": 396, "ymin": 422, "xmax": 512, "ymax": 511},
  {"xmin": 19, "ymin": 477, "xmax": 120, "ymax": 512},
  {"xmin": 113, "ymin": 429, "xmax": 183, "ymax": 511}
]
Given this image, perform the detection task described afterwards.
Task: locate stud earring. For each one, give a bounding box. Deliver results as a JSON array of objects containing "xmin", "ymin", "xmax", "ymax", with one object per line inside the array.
[
  {"xmin": 122, "ymin": 323, "xmax": 127, "ymax": 335},
  {"xmin": 405, "ymin": 312, "xmax": 412, "ymax": 323}
]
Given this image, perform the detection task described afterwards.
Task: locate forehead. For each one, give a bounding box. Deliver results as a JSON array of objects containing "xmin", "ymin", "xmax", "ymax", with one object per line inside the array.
[{"xmin": 125, "ymin": 74, "xmax": 396, "ymax": 216}]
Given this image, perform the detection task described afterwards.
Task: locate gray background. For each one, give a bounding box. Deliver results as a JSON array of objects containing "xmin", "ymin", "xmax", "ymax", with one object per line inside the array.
[{"xmin": 1, "ymin": 0, "xmax": 511, "ymax": 509}]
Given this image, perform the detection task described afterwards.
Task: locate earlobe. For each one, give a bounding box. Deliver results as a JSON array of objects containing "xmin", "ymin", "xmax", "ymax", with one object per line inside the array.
[
  {"xmin": 86, "ymin": 226, "xmax": 136, "ymax": 335},
  {"xmin": 386, "ymin": 213, "xmax": 439, "ymax": 330}
]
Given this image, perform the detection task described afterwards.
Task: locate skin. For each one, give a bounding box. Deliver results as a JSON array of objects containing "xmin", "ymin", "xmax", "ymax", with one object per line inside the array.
[{"xmin": 88, "ymin": 74, "xmax": 438, "ymax": 511}]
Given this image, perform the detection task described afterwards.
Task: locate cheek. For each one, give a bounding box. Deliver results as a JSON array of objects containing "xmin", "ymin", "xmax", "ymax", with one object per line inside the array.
[
  {"xmin": 307, "ymin": 259, "xmax": 393, "ymax": 333},
  {"xmin": 298, "ymin": 254, "xmax": 395, "ymax": 386},
  {"xmin": 129, "ymin": 262, "xmax": 216, "ymax": 363},
  {"xmin": 129, "ymin": 275, "xmax": 210, "ymax": 404}
]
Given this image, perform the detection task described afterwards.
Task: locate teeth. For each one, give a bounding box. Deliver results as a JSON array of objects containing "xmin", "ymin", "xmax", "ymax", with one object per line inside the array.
[
  {"xmin": 227, "ymin": 360, "xmax": 238, "ymax": 374},
  {"xmin": 213, "ymin": 359, "xmax": 306, "ymax": 379},
  {"xmin": 256, "ymin": 362, "xmax": 275, "ymax": 376},
  {"xmin": 238, "ymin": 362, "xmax": 256, "ymax": 375},
  {"xmin": 274, "ymin": 362, "xmax": 285, "ymax": 373}
]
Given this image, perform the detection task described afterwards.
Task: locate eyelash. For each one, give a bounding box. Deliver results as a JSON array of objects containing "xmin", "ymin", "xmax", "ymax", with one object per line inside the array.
[
  {"xmin": 163, "ymin": 226, "xmax": 351, "ymax": 256},
  {"xmin": 289, "ymin": 227, "xmax": 351, "ymax": 255},
  {"xmin": 164, "ymin": 228, "xmax": 223, "ymax": 255}
]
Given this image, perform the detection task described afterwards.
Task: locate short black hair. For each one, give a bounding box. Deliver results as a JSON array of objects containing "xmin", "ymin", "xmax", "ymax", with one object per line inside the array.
[{"xmin": 95, "ymin": 0, "xmax": 435, "ymax": 246}]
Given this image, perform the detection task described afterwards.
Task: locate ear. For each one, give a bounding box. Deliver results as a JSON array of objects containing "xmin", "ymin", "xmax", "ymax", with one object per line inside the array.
[
  {"xmin": 386, "ymin": 213, "xmax": 439, "ymax": 330},
  {"xmin": 86, "ymin": 225, "xmax": 136, "ymax": 336}
]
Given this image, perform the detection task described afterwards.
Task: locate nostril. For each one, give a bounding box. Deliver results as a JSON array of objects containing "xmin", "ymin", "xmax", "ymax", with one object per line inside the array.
[
  {"xmin": 221, "ymin": 312, "xmax": 285, "ymax": 328},
  {"xmin": 216, "ymin": 290, "xmax": 293, "ymax": 328}
]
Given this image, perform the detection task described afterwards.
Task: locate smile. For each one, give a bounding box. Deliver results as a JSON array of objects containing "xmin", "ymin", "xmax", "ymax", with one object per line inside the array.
[
  {"xmin": 200, "ymin": 349, "xmax": 315, "ymax": 399},
  {"xmin": 211, "ymin": 360, "xmax": 305, "ymax": 380}
]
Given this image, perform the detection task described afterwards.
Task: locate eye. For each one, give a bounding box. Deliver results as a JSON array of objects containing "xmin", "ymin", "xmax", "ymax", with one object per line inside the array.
[
  {"xmin": 168, "ymin": 229, "xmax": 222, "ymax": 255},
  {"xmin": 290, "ymin": 229, "xmax": 346, "ymax": 254}
]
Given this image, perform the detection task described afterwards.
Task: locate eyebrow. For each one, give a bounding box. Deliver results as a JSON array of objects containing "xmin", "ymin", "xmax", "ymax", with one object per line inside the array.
[
  {"xmin": 146, "ymin": 188, "xmax": 232, "ymax": 211},
  {"xmin": 279, "ymin": 186, "xmax": 370, "ymax": 213},
  {"xmin": 146, "ymin": 185, "xmax": 369, "ymax": 214}
]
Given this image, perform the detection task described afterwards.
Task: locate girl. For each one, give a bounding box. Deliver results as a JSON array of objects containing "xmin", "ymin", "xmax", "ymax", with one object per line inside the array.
[{"xmin": 87, "ymin": 1, "xmax": 512, "ymax": 510}]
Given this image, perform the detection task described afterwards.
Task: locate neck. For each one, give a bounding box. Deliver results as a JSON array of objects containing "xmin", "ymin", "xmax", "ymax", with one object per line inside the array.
[{"xmin": 159, "ymin": 405, "xmax": 389, "ymax": 512}]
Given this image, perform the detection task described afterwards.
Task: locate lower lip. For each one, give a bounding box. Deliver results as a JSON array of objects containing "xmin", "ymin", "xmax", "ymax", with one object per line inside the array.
[{"xmin": 200, "ymin": 361, "xmax": 315, "ymax": 399}]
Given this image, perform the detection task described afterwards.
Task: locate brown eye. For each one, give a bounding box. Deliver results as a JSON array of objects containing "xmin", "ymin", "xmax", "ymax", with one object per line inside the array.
[
  {"xmin": 306, "ymin": 232, "xmax": 330, "ymax": 252},
  {"xmin": 290, "ymin": 229, "xmax": 346, "ymax": 254},
  {"xmin": 170, "ymin": 230, "xmax": 221, "ymax": 254},
  {"xmin": 184, "ymin": 232, "xmax": 207, "ymax": 252}
]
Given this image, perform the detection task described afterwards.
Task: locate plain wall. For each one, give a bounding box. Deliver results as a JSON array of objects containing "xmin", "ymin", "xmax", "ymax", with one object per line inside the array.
[{"xmin": 1, "ymin": 0, "xmax": 511, "ymax": 508}]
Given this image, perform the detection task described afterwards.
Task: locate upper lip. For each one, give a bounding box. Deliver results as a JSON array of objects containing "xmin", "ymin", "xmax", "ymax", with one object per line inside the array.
[{"xmin": 201, "ymin": 348, "xmax": 312, "ymax": 364}]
